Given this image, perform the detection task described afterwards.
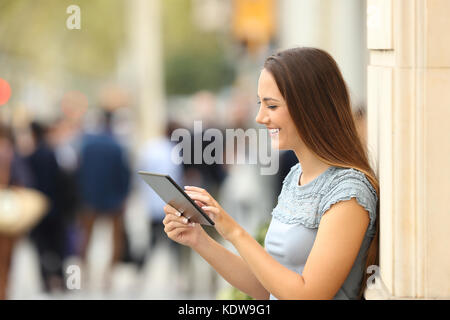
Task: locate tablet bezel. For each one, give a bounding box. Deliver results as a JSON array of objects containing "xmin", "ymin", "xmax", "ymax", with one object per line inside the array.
[{"xmin": 138, "ymin": 171, "xmax": 215, "ymax": 226}]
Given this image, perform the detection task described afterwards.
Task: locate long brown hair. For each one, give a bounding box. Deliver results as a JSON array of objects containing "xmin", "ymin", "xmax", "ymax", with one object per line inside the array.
[{"xmin": 264, "ymin": 47, "xmax": 379, "ymax": 299}]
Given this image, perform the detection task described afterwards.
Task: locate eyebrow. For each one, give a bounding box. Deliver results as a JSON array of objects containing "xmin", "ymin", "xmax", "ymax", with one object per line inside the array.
[{"xmin": 257, "ymin": 96, "xmax": 280, "ymax": 102}]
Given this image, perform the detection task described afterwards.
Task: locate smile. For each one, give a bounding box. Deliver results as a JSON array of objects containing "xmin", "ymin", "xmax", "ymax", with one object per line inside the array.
[{"xmin": 268, "ymin": 128, "xmax": 280, "ymax": 136}]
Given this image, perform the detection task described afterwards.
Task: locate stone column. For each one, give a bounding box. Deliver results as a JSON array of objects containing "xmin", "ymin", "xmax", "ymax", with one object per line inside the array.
[
  {"xmin": 365, "ymin": 0, "xmax": 450, "ymax": 299},
  {"xmin": 127, "ymin": 0, "xmax": 165, "ymax": 143}
]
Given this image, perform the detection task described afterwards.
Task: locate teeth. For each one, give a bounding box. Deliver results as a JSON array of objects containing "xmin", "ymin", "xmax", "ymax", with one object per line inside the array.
[{"xmin": 269, "ymin": 128, "xmax": 280, "ymax": 134}]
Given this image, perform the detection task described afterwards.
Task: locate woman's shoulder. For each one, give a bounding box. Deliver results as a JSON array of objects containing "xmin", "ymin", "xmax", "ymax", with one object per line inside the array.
[
  {"xmin": 318, "ymin": 167, "xmax": 378, "ymax": 232},
  {"xmin": 324, "ymin": 167, "xmax": 378, "ymax": 200}
]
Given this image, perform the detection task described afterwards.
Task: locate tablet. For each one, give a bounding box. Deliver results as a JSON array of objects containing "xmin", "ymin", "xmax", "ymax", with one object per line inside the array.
[{"xmin": 138, "ymin": 171, "xmax": 215, "ymax": 226}]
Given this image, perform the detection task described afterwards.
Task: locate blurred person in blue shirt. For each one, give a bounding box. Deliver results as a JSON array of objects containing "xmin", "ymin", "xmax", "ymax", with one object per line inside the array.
[{"xmin": 77, "ymin": 110, "xmax": 131, "ymax": 289}]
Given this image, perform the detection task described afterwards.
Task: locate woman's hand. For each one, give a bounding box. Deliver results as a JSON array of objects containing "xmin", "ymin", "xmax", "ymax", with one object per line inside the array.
[
  {"xmin": 162, "ymin": 204, "xmax": 206, "ymax": 248},
  {"xmin": 184, "ymin": 186, "xmax": 242, "ymax": 242}
]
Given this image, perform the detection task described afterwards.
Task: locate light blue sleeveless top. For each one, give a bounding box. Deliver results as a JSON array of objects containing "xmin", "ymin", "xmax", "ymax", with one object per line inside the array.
[{"xmin": 264, "ymin": 163, "xmax": 378, "ymax": 300}]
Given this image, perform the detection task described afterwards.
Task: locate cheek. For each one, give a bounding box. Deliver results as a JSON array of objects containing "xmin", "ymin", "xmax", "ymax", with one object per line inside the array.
[
  {"xmin": 279, "ymin": 114, "xmax": 294, "ymax": 135},
  {"xmin": 282, "ymin": 122, "xmax": 299, "ymax": 146}
]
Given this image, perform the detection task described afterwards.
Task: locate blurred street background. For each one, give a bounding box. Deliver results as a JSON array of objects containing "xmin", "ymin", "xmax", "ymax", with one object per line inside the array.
[{"xmin": 0, "ymin": 0, "xmax": 369, "ymax": 300}]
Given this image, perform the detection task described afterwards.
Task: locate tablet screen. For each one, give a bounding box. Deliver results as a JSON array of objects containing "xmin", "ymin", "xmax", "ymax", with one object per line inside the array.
[{"xmin": 138, "ymin": 171, "xmax": 215, "ymax": 226}]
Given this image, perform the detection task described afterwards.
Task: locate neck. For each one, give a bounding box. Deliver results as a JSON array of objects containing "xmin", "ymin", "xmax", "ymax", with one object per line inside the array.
[{"xmin": 293, "ymin": 147, "xmax": 330, "ymax": 186}]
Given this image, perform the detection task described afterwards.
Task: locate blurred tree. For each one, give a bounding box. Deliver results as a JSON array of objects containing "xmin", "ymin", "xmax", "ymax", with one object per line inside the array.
[
  {"xmin": 0, "ymin": 0, "xmax": 125, "ymax": 77},
  {"xmin": 0, "ymin": 0, "xmax": 236, "ymax": 94},
  {"xmin": 162, "ymin": 0, "xmax": 236, "ymax": 95}
]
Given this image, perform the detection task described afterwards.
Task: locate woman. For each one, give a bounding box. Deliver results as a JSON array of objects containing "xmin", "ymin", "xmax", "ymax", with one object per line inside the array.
[{"xmin": 162, "ymin": 47, "xmax": 379, "ymax": 300}]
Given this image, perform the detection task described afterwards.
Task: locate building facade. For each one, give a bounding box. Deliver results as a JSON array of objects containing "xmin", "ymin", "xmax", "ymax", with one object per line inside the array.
[{"xmin": 365, "ymin": 0, "xmax": 450, "ymax": 299}]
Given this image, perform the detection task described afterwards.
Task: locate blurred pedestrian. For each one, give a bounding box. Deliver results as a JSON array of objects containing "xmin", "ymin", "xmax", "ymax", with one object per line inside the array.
[
  {"xmin": 0, "ymin": 124, "xmax": 18, "ymax": 300},
  {"xmin": 136, "ymin": 121, "xmax": 186, "ymax": 289},
  {"xmin": 184, "ymin": 92, "xmax": 227, "ymax": 199},
  {"xmin": 47, "ymin": 117, "xmax": 82, "ymax": 258},
  {"xmin": 0, "ymin": 123, "xmax": 45, "ymax": 299},
  {"xmin": 76, "ymin": 110, "xmax": 131, "ymax": 290},
  {"xmin": 26, "ymin": 121, "xmax": 68, "ymax": 293}
]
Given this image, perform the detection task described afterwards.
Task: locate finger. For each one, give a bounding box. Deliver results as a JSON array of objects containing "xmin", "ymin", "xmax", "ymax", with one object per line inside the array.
[
  {"xmin": 186, "ymin": 190, "xmax": 217, "ymax": 206},
  {"xmin": 185, "ymin": 192, "xmax": 211, "ymax": 205},
  {"xmin": 163, "ymin": 214, "xmax": 190, "ymax": 226},
  {"xmin": 194, "ymin": 200, "xmax": 205, "ymax": 207},
  {"xmin": 184, "ymin": 186, "xmax": 207, "ymax": 194},
  {"xmin": 186, "ymin": 192, "xmax": 210, "ymax": 206},
  {"xmin": 164, "ymin": 220, "xmax": 194, "ymax": 233},
  {"xmin": 164, "ymin": 204, "xmax": 178, "ymax": 215},
  {"xmin": 163, "ymin": 204, "xmax": 182, "ymax": 217},
  {"xmin": 202, "ymin": 206, "xmax": 220, "ymax": 213}
]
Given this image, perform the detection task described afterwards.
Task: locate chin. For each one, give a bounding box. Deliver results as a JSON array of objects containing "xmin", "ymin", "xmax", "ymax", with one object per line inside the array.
[{"xmin": 270, "ymin": 138, "xmax": 288, "ymax": 150}]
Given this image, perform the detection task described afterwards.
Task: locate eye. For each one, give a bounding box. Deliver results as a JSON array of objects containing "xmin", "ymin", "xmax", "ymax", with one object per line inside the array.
[{"xmin": 267, "ymin": 105, "xmax": 277, "ymax": 109}]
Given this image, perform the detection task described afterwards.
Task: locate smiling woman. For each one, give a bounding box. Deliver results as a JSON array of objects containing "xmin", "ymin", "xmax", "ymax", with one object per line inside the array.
[
  {"xmin": 260, "ymin": 48, "xmax": 379, "ymax": 298},
  {"xmin": 162, "ymin": 47, "xmax": 379, "ymax": 300}
]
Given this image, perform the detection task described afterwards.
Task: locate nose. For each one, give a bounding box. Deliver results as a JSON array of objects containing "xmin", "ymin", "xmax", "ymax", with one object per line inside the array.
[{"xmin": 255, "ymin": 105, "xmax": 269, "ymax": 125}]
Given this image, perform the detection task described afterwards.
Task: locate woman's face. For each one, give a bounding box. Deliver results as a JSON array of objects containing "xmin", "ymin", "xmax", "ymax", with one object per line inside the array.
[{"xmin": 256, "ymin": 68, "xmax": 300, "ymax": 151}]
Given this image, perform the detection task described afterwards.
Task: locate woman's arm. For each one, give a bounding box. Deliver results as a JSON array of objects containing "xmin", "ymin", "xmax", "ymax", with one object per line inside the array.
[{"xmin": 193, "ymin": 232, "xmax": 270, "ymax": 300}]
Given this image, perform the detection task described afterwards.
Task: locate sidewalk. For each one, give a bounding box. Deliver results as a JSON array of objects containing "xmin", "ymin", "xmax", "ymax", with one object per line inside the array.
[{"xmin": 7, "ymin": 219, "xmax": 217, "ymax": 300}]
